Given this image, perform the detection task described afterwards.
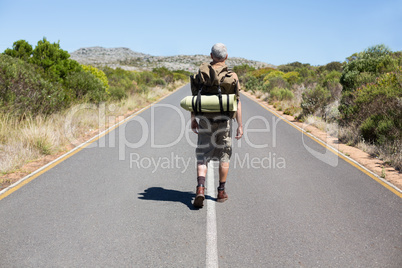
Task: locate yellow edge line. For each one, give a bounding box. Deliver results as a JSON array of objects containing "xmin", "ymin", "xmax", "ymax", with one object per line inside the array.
[
  {"xmin": 241, "ymin": 92, "xmax": 402, "ymax": 198},
  {"xmin": 0, "ymin": 87, "xmax": 182, "ymax": 201}
]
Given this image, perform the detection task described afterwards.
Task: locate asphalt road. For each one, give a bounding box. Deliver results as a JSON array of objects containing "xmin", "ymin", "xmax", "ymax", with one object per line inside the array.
[{"xmin": 0, "ymin": 84, "xmax": 401, "ymax": 267}]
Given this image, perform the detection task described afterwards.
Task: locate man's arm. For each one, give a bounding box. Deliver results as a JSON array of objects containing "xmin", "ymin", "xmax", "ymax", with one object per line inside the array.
[
  {"xmin": 233, "ymin": 73, "xmax": 243, "ymax": 140},
  {"xmin": 235, "ymin": 99, "xmax": 243, "ymax": 140},
  {"xmin": 191, "ymin": 112, "xmax": 199, "ymax": 134}
]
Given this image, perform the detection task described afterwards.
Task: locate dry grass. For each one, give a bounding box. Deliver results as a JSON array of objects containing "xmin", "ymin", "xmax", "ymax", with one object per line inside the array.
[
  {"xmin": 357, "ymin": 139, "xmax": 402, "ymax": 170},
  {"xmin": 0, "ymin": 86, "xmax": 175, "ymax": 175},
  {"xmin": 253, "ymin": 90, "xmax": 264, "ymax": 99},
  {"xmin": 303, "ymin": 115, "xmax": 401, "ymax": 171}
]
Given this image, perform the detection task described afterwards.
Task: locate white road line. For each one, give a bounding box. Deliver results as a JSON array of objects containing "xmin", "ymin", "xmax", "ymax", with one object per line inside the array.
[{"xmin": 206, "ymin": 162, "xmax": 218, "ymax": 268}]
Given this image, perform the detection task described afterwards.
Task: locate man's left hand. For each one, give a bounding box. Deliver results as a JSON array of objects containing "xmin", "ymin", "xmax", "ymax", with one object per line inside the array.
[{"xmin": 235, "ymin": 126, "xmax": 243, "ymax": 140}]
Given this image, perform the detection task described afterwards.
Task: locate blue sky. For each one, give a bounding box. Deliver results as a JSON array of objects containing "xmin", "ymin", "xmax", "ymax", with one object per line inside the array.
[{"xmin": 0, "ymin": 0, "xmax": 401, "ymax": 66}]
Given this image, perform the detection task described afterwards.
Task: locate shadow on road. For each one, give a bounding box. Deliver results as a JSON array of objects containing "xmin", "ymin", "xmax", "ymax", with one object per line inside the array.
[{"xmin": 138, "ymin": 187, "xmax": 214, "ymax": 210}]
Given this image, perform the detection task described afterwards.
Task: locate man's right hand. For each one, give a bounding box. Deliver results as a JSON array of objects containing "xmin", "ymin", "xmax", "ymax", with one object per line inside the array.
[{"xmin": 191, "ymin": 119, "xmax": 199, "ymax": 134}]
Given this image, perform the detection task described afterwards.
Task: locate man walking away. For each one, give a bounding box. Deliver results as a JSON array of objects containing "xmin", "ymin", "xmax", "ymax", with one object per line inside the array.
[{"xmin": 190, "ymin": 43, "xmax": 243, "ymax": 208}]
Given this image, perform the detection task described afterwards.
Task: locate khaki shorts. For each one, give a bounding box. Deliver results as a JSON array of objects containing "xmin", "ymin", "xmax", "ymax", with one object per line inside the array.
[{"xmin": 196, "ymin": 117, "xmax": 232, "ymax": 164}]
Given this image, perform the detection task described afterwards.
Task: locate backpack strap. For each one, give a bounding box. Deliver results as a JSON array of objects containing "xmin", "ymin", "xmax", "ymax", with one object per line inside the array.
[
  {"xmin": 226, "ymin": 94, "xmax": 229, "ymax": 113},
  {"xmin": 193, "ymin": 86, "xmax": 203, "ymax": 115},
  {"xmin": 217, "ymin": 85, "xmax": 224, "ymax": 114},
  {"xmin": 218, "ymin": 75, "xmax": 230, "ymax": 116},
  {"xmin": 192, "ymin": 95, "xmax": 197, "ymax": 114}
]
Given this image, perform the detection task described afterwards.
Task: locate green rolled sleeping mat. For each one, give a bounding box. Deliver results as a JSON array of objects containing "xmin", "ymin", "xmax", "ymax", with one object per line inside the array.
[{"xmin": 180, "ymin": 94, "xmax": 237, "ymax": 112}]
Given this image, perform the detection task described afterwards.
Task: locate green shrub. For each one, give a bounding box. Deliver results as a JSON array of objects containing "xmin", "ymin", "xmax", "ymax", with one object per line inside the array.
[
  {"xmin": 263, "ymin": 70, "xmax": 285, "ymax": 82},
  {"xmin": 340, "ymin": 44, "xmax": 398, "ymax": 91},
  {"xmin": 278, "ymin": 62, "xmax": 310, "ymax": 73},
  {"xmin": 295, "ymin": 66, "xmax": 316, "ymax": 79},
  {"xmin": 153, "ymin": 67, "xmax": 173, "ymax": 83},
  {"xmin": 3, "ymin": 39, "xmax": 33, "ymax": 61},
  {"xmin": 318, "ymin": 61, "xmax": 343, "ymax": 73},
  {"xmin": 173, "ymin": 72, "xmax": 188, "ymax": 82},
  {"xmin": 82, "ymin": 65, "xmax": 110, "ymax": 92},
  {"xmin": 102, "ymin": 67, "xmax": 139, "ymax": 94},
  {"xmin": 283, "ymin": 71, "xmax": 300, "ymax": 85},
  {"xmin": 340, "ymin": 70, "xmax": 402, "ymax": 144},
  {"xmin": 250, "ymin": 67, "xmax": 276, "ymax": 79},
  {"xmin": 152, "ymin": 78, "xmax": 166, "ymax": 86},
  {"xmin": 137, "ymin": 71, "xmax": 155, "ymax": 85},
  {"xmin": 263, "ymin": 76, "xmax": 289, "ymax": 91},
  {"xmin": 360, "ymin": 115, "xmax": 396, "ymax": 144},
  {"xmin": 64, "ymin": 71, "xmax": 108, "ymax": 102},
  {"xmin": 322, "ymin": 70, "xmax": 343, "ymax": 100},
  {"xmin": 233, "ymin": 64, "xmax": 255, "ymax": 78},
  {"xmin": 269, "ymin": 88, "xmax": 294, "ymax": 101},
  {"xmin": 29, "ymin": 38, "xmax": 81, "ymax": 82},
  {"xmin": 0, "ymin": 54, "xmax": 69, "ymax": 116},
  {"xmin": 322, "ymin": 70, "xmax": 342, "ymax": 86},
  {"xmin": 244, "ymin": 75, "xmax": 263, "ymax": 91},
  {"xmin": 301, "ymin": 85, "xmax": 331, "ymax": 116},
  {"xmin": 108, "ymin": 86, "xmax": 127, "ymax": 100}
]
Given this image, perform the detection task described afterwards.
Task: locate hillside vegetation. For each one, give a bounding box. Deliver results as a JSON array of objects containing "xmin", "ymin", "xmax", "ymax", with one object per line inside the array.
[
  {"xmin": 0, "ymin": 39, "xmax": 189, "ymax": 182},
  {"xmin": 237, "ymin": 45, "xmax": 401, "ymax": 170}
]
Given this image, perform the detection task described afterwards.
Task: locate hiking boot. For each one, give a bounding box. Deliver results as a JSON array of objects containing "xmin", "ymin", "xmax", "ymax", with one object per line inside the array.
[
  {"xmin": 193, "ymin": 186, "xmax": 205, "ymax": 208},
  {"xmin": 217, "ymin": 188, "xmax": 228, "ymax": 203}
]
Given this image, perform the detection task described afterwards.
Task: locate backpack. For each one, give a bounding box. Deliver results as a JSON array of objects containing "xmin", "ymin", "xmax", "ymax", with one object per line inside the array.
[{"xmin": 190, "ymin": 62, "xmax": 239, "ymax": 116}]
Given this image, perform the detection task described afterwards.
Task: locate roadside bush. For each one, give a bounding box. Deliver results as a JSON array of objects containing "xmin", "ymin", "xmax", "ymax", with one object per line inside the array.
[
  {"xmin": 64, "ymin": 71, "xmax": 108, "ymax": 102},
  {"xmin": 233, "ymin": 64, "xmax": 255, "ymax": 80},
  {"xmin": 322, "ymin": 70, "xmax": 343, "ymax": 100},
  {"xmin": 153, "ymin": 67, "xmax": 173, "ymax": 83},
  {"xmin": 137, "ymin": 71, "xmax": 154, "ymax": 85},
  {"xmin": 301, "ymin": 85, "xmax": 331, "ymax": 117},
  {"xmin": 0, "ymin": 54, "xmax": 68, "ymax": 116},
  {"xmin": 108, "ymin": 86, "xmax": 127, "ymax": 100},
  {"xmin": 295, "ymin": 66, "xmax": 316, "ymax": 80},
  {"xmin": 263, "ymin": 70, "xmax": 285, "ymax": 82},
  {"xmin": 263, "ymin": 76, "xmax": 288, "ymax": 91},
  {"xmin": 251, "ymin": 67, "xmax": 276, "ymax": 79},
  {"xmin": 173, "ymin": 72, "xmax": 188, "ymax": 82},
  {"xmin": 340, "ymin": 44, "xmax": 398, "ymax": 92},
  {"xmin": 152, "ymin": 78, "xmax": 166, "ymax": 86},
  {"xmin": 244, "ymin": 75, "xmax": 263, "ymax": 91},
  {"xmin": 342, "ymin": 70, "xmax": 402, "ymax": 145},
  {"xmin": 360, "ymin": 115, "xmax": 396, "ymax": 145},
  {"xmin": 269, "ymin": 88, "xmax": 294, "ymax": 101},
  {"xmin": 322, "ymin": 70, "xmax": 342, "ymax": 87},
  {"xmin": 283, "ymin": 71, "xmax": 300, "ymax": 85},
  {"xmin": 82, "ymin": 65, "xmax": 110, "ymax": 92},
  {"xmin": 278, "ymin": 62, "xmax": 310, "ymax": 73},
  {"xmin": 102, "ymin": 67, "xmax": 139, "ymax": 94}
]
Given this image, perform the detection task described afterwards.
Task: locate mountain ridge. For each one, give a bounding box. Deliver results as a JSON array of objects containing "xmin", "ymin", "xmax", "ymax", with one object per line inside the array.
[{"xmin": 70, "ymin": 46, "xmax": 274, "ymax": 72}]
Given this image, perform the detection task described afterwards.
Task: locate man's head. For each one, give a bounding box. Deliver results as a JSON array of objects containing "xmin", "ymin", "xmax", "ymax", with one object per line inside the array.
[{"xmin": 211, "ymin": 43, "xmax": 228, "ymax": 62}]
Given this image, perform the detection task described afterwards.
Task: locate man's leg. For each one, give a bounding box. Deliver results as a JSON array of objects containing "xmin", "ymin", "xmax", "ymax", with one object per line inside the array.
[
  {"xmin": 217, "ymin": 161, "xmax": 229, "ymax": 202},
  {"xmin": 197, "ymin": 163, "xmax": 207, "ymax": 187},
  {"xmin": 194, "ymin": 163, "xmax": 207, "ymax": 208},
  {"xmin": 218, "ymin": 161, "xmax": 229, "ymax": 183},
  {"xmin": 197, "ymin": 164, "xmax": 207, "ymax": 179}
]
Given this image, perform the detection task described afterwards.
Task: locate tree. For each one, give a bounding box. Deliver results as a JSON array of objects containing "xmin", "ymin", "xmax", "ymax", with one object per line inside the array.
[
  {"xmin": 29, "ymin": 37, "xmax": 81, "ymax": 81},
  {"xmin": 3, "ymin": 40, "xmax": 33, "ymax": 61},
  {"xmin": 340, "ymin": 44, "xmax": 397, "ymax": 91},
  {"xmin": 324, "ymin": 61, "xmax": 342, "ymax": 72}
]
